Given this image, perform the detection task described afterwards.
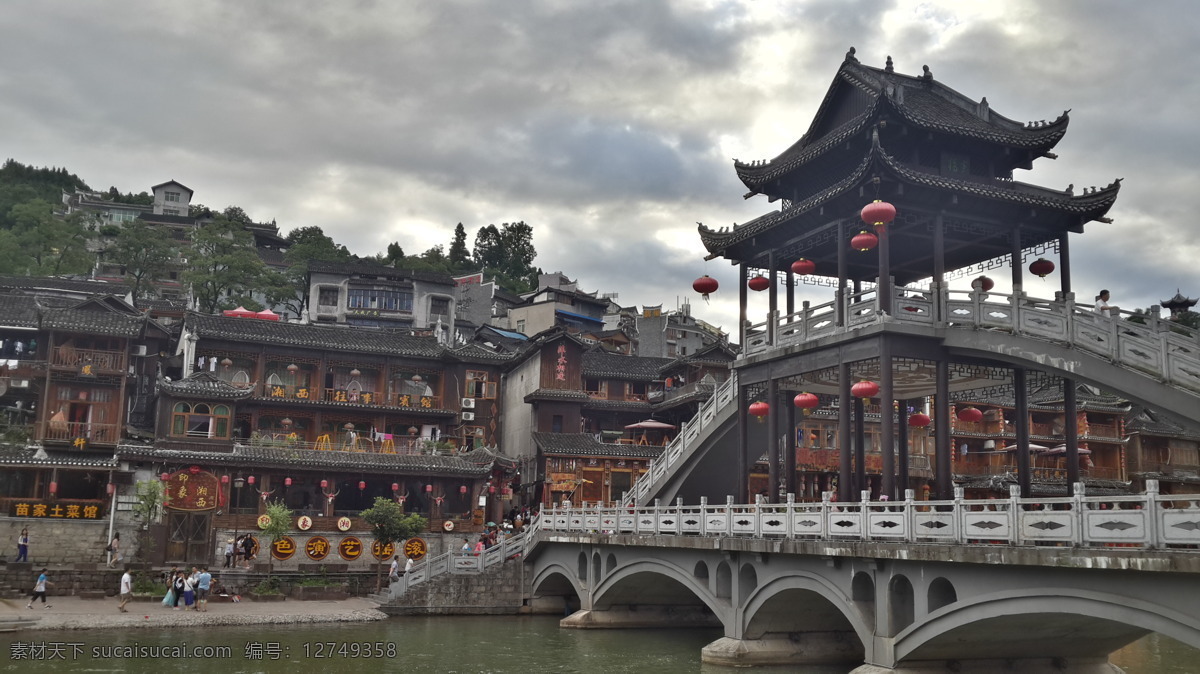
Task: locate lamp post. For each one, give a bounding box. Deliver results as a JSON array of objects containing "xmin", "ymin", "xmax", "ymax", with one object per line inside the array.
[{"xmin": 232, "ymin": 476, "xmax": 245, "ymax": 566}]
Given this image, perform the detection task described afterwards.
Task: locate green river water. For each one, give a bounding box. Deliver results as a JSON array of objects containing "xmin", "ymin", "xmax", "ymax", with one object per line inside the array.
[{"xmin": 0, "ymin": 616, "xmax": 1195, "ymax": 672}]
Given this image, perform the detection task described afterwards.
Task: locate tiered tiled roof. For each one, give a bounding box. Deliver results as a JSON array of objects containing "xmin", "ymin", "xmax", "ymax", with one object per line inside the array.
[
  {"xmin": 582, "ymin": 350, "xmax": 672, "ymax": 382},
  {"xmin": 42, "ymin": 303, "xmax": 148, "ymax": 337},
  {"xmin": 0, "ymin": 295, "xmax": 41, "ymax": 329},
  {"xmin": 0, "ymin": 444, "xmax": 120, "ymax": 469},
  {"xmin": 524, "ymin": 389, "xmax": 591, "ymax": 403},
  {"xmin": 187, "ymin": 313, "xmax": 445, "ymax": 358},
  {"xmin": 158, "ymin": 372, "xmax": 256, "ymax": 401},
  {"xmin": 532, "ymin": 432, "xmax": 665, "ymax": 459}
]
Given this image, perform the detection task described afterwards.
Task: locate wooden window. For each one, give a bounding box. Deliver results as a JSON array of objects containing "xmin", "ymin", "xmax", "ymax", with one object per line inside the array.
[
  {"xmin": 584, "ymin": 378, "xmax": 606, "ymax": 396},
  {"xmin": 466, "ymin": 370, "xmax": 497, "ymax": 399},
  {"xmin": 626, "ymin": 382, "xmax": 646, "ymax": 401},
  {"xmin": 170, "ymin": 402, "xmax": 231, "ymax": 439}
]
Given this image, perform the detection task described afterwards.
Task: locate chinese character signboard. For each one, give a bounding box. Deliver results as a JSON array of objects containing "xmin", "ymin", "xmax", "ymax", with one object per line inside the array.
[
  {"xmin": 403, "ymin": 537, "xmax": 427, "ymax": 561},
  {"xmin": 271, "ymin": 536, "xmax": 297, "ymax": 560},
  {"xmin": 10, "ymin": 501, "xmax": 103, "ymax": 520},
  {"xmin": 164, "ymin": 468, "xmax": 221, "ymax": 511},
  {"xmin": 371, "ymin": 540, "xmax": 395, "ymax": 560},
  {"xmin": 555, "ymin": 344, "xmax": 568, "ymax": 382},
  {"xmin": 305, "ymin": 536, "xmax": 330, "ymax": 561},
  {"xmin": 338, "ymin": 536, "xmax": 363, "ymax": 560}
]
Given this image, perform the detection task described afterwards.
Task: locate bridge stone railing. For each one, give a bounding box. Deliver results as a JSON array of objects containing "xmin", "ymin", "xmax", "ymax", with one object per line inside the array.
[
  {"xmin": 624, "ymin": 371, "xmax": 739, "ymax": 506},
  {"xmin": 743, "ymin": 285, "xmax": 1200, "ymax": 396},
  {"xmin": 379, "ymin": 529, "xmax": 531, "ymax": 603},
  {"xmin": 559, "ymin": 481, "xmax": 1200, "ymax": 550}
]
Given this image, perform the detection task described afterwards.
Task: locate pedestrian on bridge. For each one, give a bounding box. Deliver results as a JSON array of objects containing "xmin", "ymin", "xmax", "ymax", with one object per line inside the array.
[{"xmin": 1095, "ymin": 290, "xmax": 1120, "ymax": 318}]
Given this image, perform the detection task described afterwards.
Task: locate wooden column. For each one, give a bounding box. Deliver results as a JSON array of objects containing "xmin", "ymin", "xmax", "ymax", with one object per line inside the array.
[
  {"xmin": 1059, "ymin": 232, "xmax": 1072, "ymax": 296},
  {"xmin": 898, "ymin": 398, "xmax": 910, "ymax": 496},
  {"xmin": 768, "ymin": 251, "xmax": 778, "ymax": 324},
  {"xmin": 934, "ymin": 213, "xmax": 946, "ymax": 321},
  {"xmin": 785, "ymin": 396, "xmax": 797, "ymax": 498},
  {"xmin": 739, "ymin": 263, "xmax": 749, "ymax": 346},
  {"xmin": 1064, "ymin": 379, "xmax": 1080, "ymax": 494},
  {"xmin": 878, "ymin": 221, "xmax": 892, "ymax": 315},
  {"xmin": 854, "ymin": 396, "xmax": 866, "ymax": 498},
  {"xmin": 786, "ymin": 267, "xmax": 796, "ymax": 317},
  {"xmin": 836, "ymin": 221, "xmax": 847, "ymax": 327},
  {"xmin": 1014, "ymin": 368, "xmax": 1031, "ymax": 498},
  {"xmin": 880, "ymin": 344, "xmax": 895, "ymax": 500},
  {"xmin": 767, "ymin": 377, "xmax": 779, "ymax": 503},
  {"xmin": 838, "ymin": 362, "xmax": 852, "ymax": 502},
  {"xmin": 935, "ymin": 359, "xmax": 952, "ymax": 499},
  {"xmin": 737, "ymin": 384, "xmax": 749, "ymax": 503},
  {"xmin": 1011, "ymin": 226, "xmax": 1024, "ymax": 294}
]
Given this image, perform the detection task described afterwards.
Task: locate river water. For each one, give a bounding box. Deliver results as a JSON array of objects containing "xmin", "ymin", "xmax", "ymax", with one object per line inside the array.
[{"xmin": 1, "ymin": 616, "xmax": 1195, "ymax": 672}]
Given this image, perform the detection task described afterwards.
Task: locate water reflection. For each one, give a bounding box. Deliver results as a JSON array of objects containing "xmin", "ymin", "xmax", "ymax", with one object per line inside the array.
[{"xmin": 1, "ymin": 616, "xmax": 1195, "ymax": 672}]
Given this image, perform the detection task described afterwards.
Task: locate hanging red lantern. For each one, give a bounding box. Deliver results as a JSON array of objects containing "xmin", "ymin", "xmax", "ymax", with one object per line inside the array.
[
  {"xmin": 247, "ymin": 475, "xmax": 256, "ymax": 486},
  {"xmin": 861, "ymin": 200, "xmax": 896, "ymax": 229},
  {"xmin": 692, "ymin": 275, "xmax": 719, "ymax": 301},
  {"xmin": 48, "ymin": 481, "xmax": 57, "ymax": 495},
  {"xmin": 284, "ymin": 477, "xmax": 292, "ymax": 487},
  {"xmin": 1029, "ymin": 258, "xmax": 1055, "ymax": 278},
  {"xmin": 160, "ymin": 472, "xmax": 170, "ymax": 482},
  {"xmin": 358, "ymin": 480, "xmax": 366, "ymax": 491},
  {"xmin": 748, "ymin": 401, "xmax": 770, "ymax": 419},
  {"xmin": 973, "ymin": 275, "xmax": 995, "ymax": 292},
  {"xmin": 748, "ymin": 275, "xmax": 770, "ymax": 292},
  {"xmin": 425, "ymin": 484, "xmax": 433, "ymax": 493},
  {"xmin": 321, "ymin": 479, "xmax": 329, "ymax": 490},
  {"xmin": 221, "ymin": 474, "xmax": 230, "ymax": 485},
  {"xmin": 851, "ymin": 230, "xmax": 878, "ymax": 252},
  {"xmin": 489, "ymin": 485, "xmax": 496, "ymax": 494},
  {"xmin": 391, "ymin": 482, "xmax": 399, "ymax": 492},
  {"xmin": 793, "ymin": 392, "xmax": 819, "ymax": 410},
  {"xmin": 791, "ymin": 258, "xmax": 816, "ymax": 276},
  {"xmin": 908, "ymin": 412, "xmax": 931, "ymax": 428},
  {"xmin": 956, "ymin": 406, "xmax": 984, "ymax": 423},
  {"xmin": 459, "ymin": 485, "xmax": 468, "ymax": 494},
  {"xmin": 851, "ymin": 381, "xmax": 880, "ymax": 399},
  {"xmin": 106, "ymin": 482, "xmax": 115, "ymax": 495}
]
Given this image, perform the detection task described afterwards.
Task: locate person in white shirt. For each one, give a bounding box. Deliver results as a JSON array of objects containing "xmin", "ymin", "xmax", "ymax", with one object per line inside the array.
[
  {"xmin": 404, "ymin": 556, "xmax": 414, "ymax": 575},
  {"xmin": 118, "ymin": 568, "xmax": 133, "ymax": 613},
  {"xmin": 1095, "ymin": 290, "xmax": 1119, "ymax": 318},
  {"xmin": 388, "ymin": 555, "xmax": 400, "ymax": 583}
]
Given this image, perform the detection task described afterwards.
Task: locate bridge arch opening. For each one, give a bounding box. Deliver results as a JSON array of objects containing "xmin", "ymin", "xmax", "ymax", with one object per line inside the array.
[
  {"xmin": 738, "ymin": 563, "xmax": 758, "ymax": 606},
  {"xmin": 606, "ymin": 553, "xmax": 618, "ymax": 576},
  {"xmin": 887, "ymin": 574, "xmax": 915, "ymax": 636},
  {"xmin": 590, "ymin": 566, "xmax": 723, "ymax": 630},
  {"xmin": 592, "ymin": 551, "xmax": 602, "ymax": 583},
  {"xmin": 693, "ymin": 561, "xmax": 709, "ymax": 581},
  {"xmin": 740, "ymin": 576, "xmax": 868, "ymax": 666},
  {"xmin": 928, "ymin": 577, "xmax": 957, "ymax": 613},
  {"xmin": 576, "ymin": 552, "xmax": 587, "ymax": 583},
  {"xmin": 530, "ymin": 569, "xmax": 582, "ymax": 616},
  {"xmin": 716, "ymin": 561, "xmax": 732, "ymax": 599},
  {"xmin": 852, "ymin": 572, "xmax": 876, "ymax": 628}
]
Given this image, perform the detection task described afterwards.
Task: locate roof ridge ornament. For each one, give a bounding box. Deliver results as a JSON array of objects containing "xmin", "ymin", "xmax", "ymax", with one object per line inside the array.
[
  {"xmin": 845, "ymin": 46, "xmax": 858, "ymax": 63},
  {"xmin": 885, "ymin": 55, "xmax": 894, "ymax": 72},
  {"xmin": 922, "ymin": 65, "xmax": 932, "ymax": 83}
]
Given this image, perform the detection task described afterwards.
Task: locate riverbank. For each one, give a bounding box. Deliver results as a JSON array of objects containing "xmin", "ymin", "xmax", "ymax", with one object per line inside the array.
[{"xmin": 0, "ymin": 595, "xmax": 387, "ymax": 631}]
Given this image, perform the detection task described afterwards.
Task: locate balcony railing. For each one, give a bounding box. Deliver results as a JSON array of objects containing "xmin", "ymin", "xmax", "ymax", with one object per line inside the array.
[
  {"xmin": 244, "ymin": 433, "xmax": 452, "ymax": 455},
  {"xmin": 51, "ymin": 347, "xmax": 126, "ymax": 373},
  {"xmin": 39, "ymin": 421, "xmax": 121, "ymax": 446},
  {"xmin": 252, "ymin": 383, "xmax": 442, "ymax": 410}
]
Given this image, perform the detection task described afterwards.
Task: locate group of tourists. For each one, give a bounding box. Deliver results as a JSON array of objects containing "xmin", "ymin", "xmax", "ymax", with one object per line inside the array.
[{"xmin": 158, "ymin": 565, "xmax": 214, "ymax": 612}]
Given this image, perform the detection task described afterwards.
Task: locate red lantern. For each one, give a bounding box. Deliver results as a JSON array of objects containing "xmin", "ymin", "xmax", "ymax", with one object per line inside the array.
[
  {"xmin": 48, "ymin": 481, "xmax": 57, "ymax": 495},
  {"xmin": 861, "ymin": 200, "xmax": 896, "ymax": 229},
  {"xmin": 358, "ymin": 480, "xmax": 366, "ymax": 491},
  {"xmin": 957, "ymin": 407, "xmax": 984, "ymax": 423},
  {"xmin": 908, "ymin": 413, "xmax": 931, "ymax": 428},
  {"xmin": 973, "ymin": 275, "xmax": 995, "ymax": 292},
  {"xmin": 791, "ymin": 258, "xmax": 816, "ymax": 276},
  {"xmin": 1029, "ymin": 258, "xmax": 1055, "ymax": 278},
  {"xmin": 160, "ymin": 472, "xmax": 170, "ymax": 482},
  {"xmin": 748, "ymin": 401, "xmax": 770, "ymax": 419},
  {"xmin": 748, "ymin": 275, "xmax": 770, "ymax": 292},
  {"xmin": 106, "ymin": 482, "xmax": 115, "ymax": 495},
  {"xmin": 851, "ymin": 381, "xmax": 880, "ymax": 399},
  {"xmin": 391, "ymin": 482, "xmax": 399, "ymax": 492},
  {"xmin": 692, "ymin": 275, "xmax": 719, "ymax": 300},
  {"xmin": 489, "ymin": 485, "xmax": 496, "ymax": 494},
  {"xmin": 321, "ymin": 479, "xmax": 329, "ymax": 490},
  {"xmin": 221, "ymin": 474, "xmax": 230, "ymax": 485},
  {"xmin": 459, "ymin": 485, "xmax": 468, "ymax": 494},
  {"xmin": 247, "ymin": 475, "xmax": 256, "ymax": 486},
  {"xmin": 793, "ymin": 392, "xmax": 819, "ymax": 410},
  {"xmin": 425, "ymin": 484, "xmax": 433, "ymax": 493},
  {"xmin": 851, "ymin": 230, "xmax": 878, "ymax": 252},
  {"xmin": 284, "ymin": 477, "xmax": 292, "ymax": 487}
]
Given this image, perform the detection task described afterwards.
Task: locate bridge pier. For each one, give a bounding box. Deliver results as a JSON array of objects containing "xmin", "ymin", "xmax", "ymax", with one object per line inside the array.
[
  {"xmin": 850, "ymin": 656, "xmax": 1122, "ymax": 673},
  {"xmin": 701, "ymin": 632, "xmax": 862, "ymax": 668},
  {"xmin": 560, "ymin": 607, "xmax": 721, "ymax": 630}
]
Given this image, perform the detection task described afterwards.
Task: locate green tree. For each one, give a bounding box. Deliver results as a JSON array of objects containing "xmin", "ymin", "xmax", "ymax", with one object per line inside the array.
[
  {"xmin": 109, "ymin": 219, "xmax": 178, "ymax": 304},
  {"xmin": 448, "ymin": 223, "xmax": 471, "ymax": 270},
  {"xmin": 184, "ymin": 215, "xmax": 272, "ymax": 314},
  {"xmin": 260, "ymin": 500, "xmax": 294, "ymax": 579},
  {"xmin": 383, "ymin": 242, "xmax": 405, "ymax": 266},
  {"xmin": 276, "ymin": 226, "xmax": 352, "ymax": 316},
  {"xmin": 472, "ymin": 222, "xmax": 538, "ymax": 294},
  {"xmin": 359, "ymin": 497, "xmax": 428, "ymax": 591},
  {"xmin": 131, "ymin": 479, "xmax": 166, "ymax": 558},
  {"xmin": 3, "ymin": 199, "xmax": 95, "ymax": 275}
]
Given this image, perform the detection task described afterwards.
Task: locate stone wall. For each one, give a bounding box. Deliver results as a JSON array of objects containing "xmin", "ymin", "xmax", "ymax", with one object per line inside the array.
[
  {"xmin": 210, "ymin": 528, "xmax": 467, "ymax": 572},
  {"xmin": 0, "ymin": 563, "xmax": 133, "ymax": 599},
  {"xmin": 380, "ymin": 559, "xmax": 528, "ymax": 616},
  {"xmin": 1, "ymin": 518, "xmax": 118, "ymax": 566}
]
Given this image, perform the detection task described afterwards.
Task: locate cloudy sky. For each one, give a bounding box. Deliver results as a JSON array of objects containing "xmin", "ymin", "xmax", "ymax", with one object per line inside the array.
[{"xmin": 2, "ymin": 0, "xmax": 1198, "ymax": 336}]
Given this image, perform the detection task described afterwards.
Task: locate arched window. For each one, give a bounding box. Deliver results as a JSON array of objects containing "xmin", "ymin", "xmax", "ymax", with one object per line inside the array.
[{"xmin": 171, "ymin": 402, "xmax": 232, "ymax": 439}]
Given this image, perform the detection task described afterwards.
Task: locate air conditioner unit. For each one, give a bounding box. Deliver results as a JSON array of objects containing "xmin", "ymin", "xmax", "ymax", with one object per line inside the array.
[
  {"xmin": 461, "ymin": 412, "xmax": 475, "ymax": 421},
  {"xmin": 132, "ymin": 345, "xmax": 148, "ymax": 357},
  {"xmin": 461, "ymin": 398, "xmax": 476, "ymax": 409},
  {"xmin": 11, "ymin": 380, "xmax": 28, "ymax": 388}
]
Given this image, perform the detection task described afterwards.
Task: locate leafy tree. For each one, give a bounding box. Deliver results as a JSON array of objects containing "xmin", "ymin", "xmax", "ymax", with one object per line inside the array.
[
  {"xmin": 275, "ymin": 226, "xmax": 352, "ymax": 316},
  {"xmin": 448, "ymin": 223, "xmax": 471, "ymax": 270},
  {"xmin": 131, "ymin": 479, "xmax": 166, "ymax": 558},
  {"xmin": 2, "ymin": 199, "xmax": 95, "ymax": 275},
  {"xmin": 383, "ymin": 242, "xmax": 405, "ymax": 266},
  {"xmin": 105, "ymin": 188, "xmax": 153, "ymax": 206},
  {"xmin": 108, "ymin": 219, "xmax": 178, "ymax": 304},
  {"xmin": 221, "ymin": 205, "xmax": 253, "ymax": 226},
  {"xmin": 472, "ymin": 224, "xmax": 504, "ymax": 271},
  {"xmin": 359, "ymin": 497, "xmax": 428, "ymax": 591},
  {"xmin": 472, "ymin": 222, "xmax": 538, "ymax": 294},
  {"xmin": 1172, "ymin": 310, "xmax": 1200, "ymax": 330},
  {"xmin": 260, "ymin": 500, "xmax": 294, "ymax": 579},
  {"xmin": 184, "ymin": 214, "xmax": 273, "ymax": 314}
]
